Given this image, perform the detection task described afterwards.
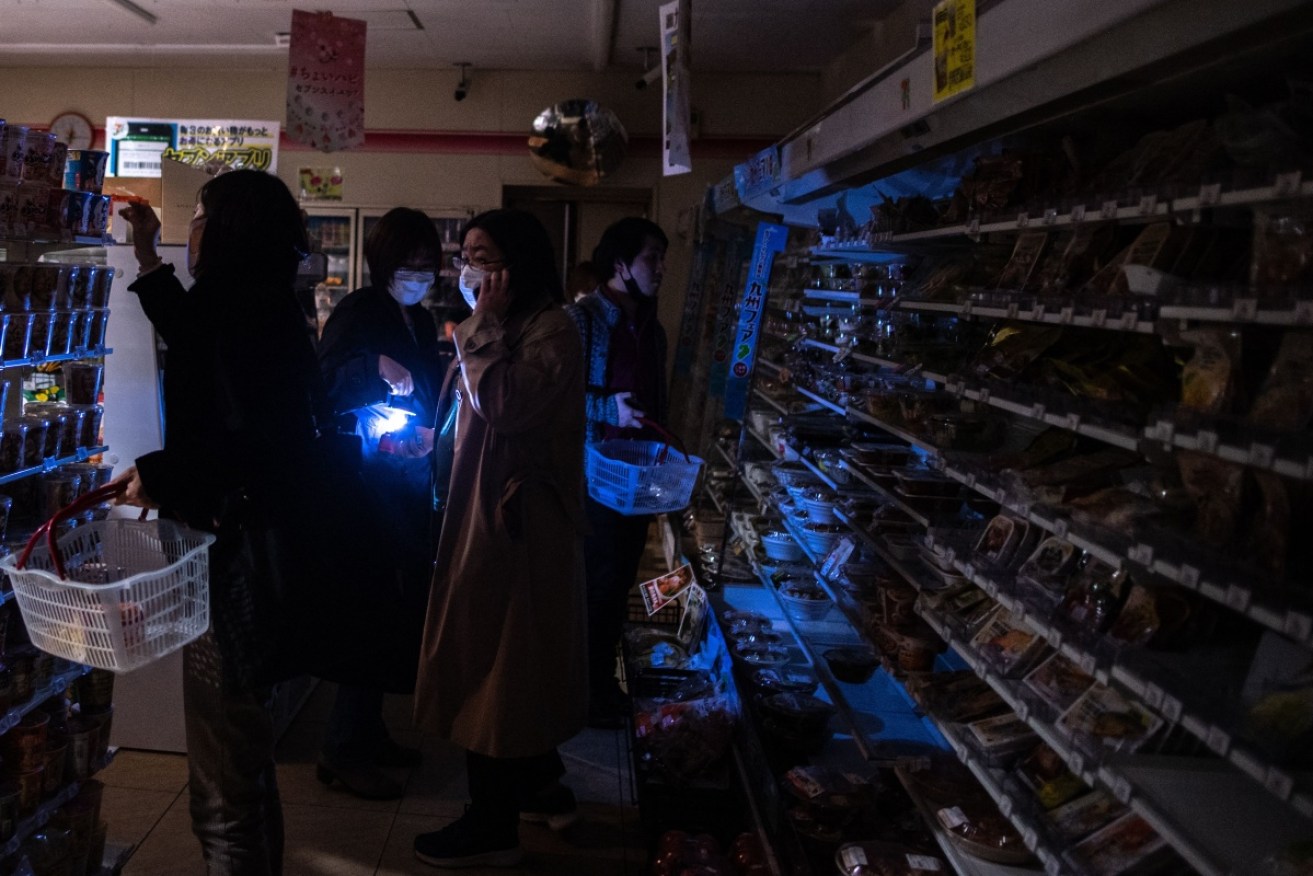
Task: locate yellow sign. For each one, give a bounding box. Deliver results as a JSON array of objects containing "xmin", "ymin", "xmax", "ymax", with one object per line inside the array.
[{"xmin": 933, "ymin": 0, "xmax": 976, "ymax": 102}]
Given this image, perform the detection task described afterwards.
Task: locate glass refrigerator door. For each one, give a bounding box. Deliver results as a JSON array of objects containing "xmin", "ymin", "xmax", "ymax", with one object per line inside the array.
[{"xmin": 304, "ymin": 206, "xmax": 356, "ymax": 289}]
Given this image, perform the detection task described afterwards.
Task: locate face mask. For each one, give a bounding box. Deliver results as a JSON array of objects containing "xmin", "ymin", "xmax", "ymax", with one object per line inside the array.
[
  {"xmin": 389, "ymin": 271, "xmax": 433, "ymax": 307},
  {"xmin": 458, "ymin": 264, "xmax": 486, "ymax": 311}
]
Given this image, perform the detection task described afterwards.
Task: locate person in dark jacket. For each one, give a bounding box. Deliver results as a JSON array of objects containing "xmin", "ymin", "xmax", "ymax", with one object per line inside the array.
[
  {"xmin": 564, "ymin": 217, "xmax": 668, "ymax": 728},
  {"xmin": 313, "ymin": 207, "xmax": 447, "ymax": 799},
  {"xmin": 112, "ymin": 170, "xmax": 319, "ymax": 875}
]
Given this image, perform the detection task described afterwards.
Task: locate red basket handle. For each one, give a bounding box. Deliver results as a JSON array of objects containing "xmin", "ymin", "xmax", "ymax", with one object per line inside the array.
[
  {"xmin": 637, "ymin": 418, "xmax": 692, "ymax": 464},
  {"xmin": 16, "ymin": 481, "xmax": 128, "ymax": 580}
]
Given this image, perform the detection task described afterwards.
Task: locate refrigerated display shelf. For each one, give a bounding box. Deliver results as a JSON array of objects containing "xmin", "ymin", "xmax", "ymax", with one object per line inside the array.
[
  {"xmin": 796, "ymin": 453, "xmax": 841, "ymax": 493},
  {"xmin": 936, "ymin": 459, "xmax": 1313, "ymax": 648},
  {"xmin": 747, "ymin": 427, "xmax": 782, "ymax": 461},
  {"xmin": 797, "ymin": 338, "xmax": 844, "ymax": 359},
  {"xmin": 714, "ymin": 440, "xmax": 736, "ymax": 470},
  {"xmin": 923, "ymin": 526, "xmax": 1313, "ymax": 822},
  {"xmin": 794, "ymin": 385, "xmax": 845, "ymax": 416},
  {"xmin": 918, "ymin": 598, "xmax": 1311, "ymax": 876},
  {"xmin": 837, "ymin": 458, "xmax": 932, "ymax": 529},
  {"xmin": 845, "ymin": 406, "xmax": 939, "ymax": 455},
  {"xmin": 896, "ymin": 297, "xmax": 1158, "ymax": 334},
  {"xmin": 1144, "ymin": 417, "xmax": 1313, "ymax": 484},
  {"xmin": 752, "ymin": 388, "xmax": 791, "ymax": 416},
  {"xmin": 796, "ymin": 288, "xmax": 889, "ymax": 308}
]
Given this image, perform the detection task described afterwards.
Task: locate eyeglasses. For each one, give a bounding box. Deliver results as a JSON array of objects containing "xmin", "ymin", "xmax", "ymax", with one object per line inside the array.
[{"xmin": 451, "ymin": 254, "xmax": 507, "ymax": 271}]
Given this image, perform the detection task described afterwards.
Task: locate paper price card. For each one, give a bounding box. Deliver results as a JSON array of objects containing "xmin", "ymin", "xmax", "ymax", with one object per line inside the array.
[
  {"xmin": 932, "ymin": 0, "xmax": 976, "ymax": 102},
  {"xmin": 677, "ymin": 582, "xmax": 709, "ymax": 649},
  {"xmin": 639, "ymin": 563, "xmax": 694, "ymax": 615},
  {"xmin": 820, "ymin": 535, "xmax": 856, "ymax": 581}
]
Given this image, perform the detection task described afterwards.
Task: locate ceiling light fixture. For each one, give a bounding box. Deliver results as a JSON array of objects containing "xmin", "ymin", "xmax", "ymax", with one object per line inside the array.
[{"xmin": 104, "ymin": 0, "xmax": 158, "ymax": 25}]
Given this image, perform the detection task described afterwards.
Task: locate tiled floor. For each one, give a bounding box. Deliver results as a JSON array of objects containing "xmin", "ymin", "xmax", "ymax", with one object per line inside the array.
[{"xmin": 100, "ymin": 684, "xmax": 646, "ymax": 875}]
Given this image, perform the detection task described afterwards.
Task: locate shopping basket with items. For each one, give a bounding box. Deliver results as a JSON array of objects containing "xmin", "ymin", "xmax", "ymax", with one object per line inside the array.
[
  {"xmin": 585, "ymin": 419, "xmax": 704, "ymax": 515},
  {"xmin": 0, "ymin": 482, "xmax": 214, "ymax": 672}
]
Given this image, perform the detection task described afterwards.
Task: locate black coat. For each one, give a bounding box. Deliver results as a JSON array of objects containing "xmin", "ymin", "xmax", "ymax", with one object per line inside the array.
[
  {"xmin": 130, "ymin": 264, "xmax": 321, "ymax": 529},
  {"xmin": 316, "ymin": 285, "xmax": 448, "ymax": 581}
]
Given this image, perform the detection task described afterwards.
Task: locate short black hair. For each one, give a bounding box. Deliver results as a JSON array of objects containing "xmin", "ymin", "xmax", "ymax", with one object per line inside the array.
[
  {"xmin": 194, "ymin": 170, "xmax": 307, "ymax": 285},
  {"xmin": 592, "ymin": 217, "xmax": 667, "ymax": 284},
  {"xmin": 461, "ymin": 209, "xmax": 565, "ymax": 316},
  {"xmin": 364, "ymin": 207, "xmax": 442, "ymax": 294}
]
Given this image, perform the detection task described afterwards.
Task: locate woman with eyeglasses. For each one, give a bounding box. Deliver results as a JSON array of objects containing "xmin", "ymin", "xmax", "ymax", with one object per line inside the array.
[
  {"xmin": 413, "ymin": 209, "xmax": 587, "ymax": 869},
  {"xmin": 314, "ymin": 207, "xmax": 449, "ymax": 800}
]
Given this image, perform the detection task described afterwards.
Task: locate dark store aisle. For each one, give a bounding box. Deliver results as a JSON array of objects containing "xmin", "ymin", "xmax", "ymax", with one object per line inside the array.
[{"xmin": 99, "ymin": 683, "xmax": 644, "ymax": 875}]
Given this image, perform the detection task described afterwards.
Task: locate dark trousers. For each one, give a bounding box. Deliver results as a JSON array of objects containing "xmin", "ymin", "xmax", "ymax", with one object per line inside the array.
[
  {"xmin": 184, "ymin": 633, "xmax": 283, "ymax": 876},
  {"xmin": 466, "ymin": 748, "xmax": 566, "ymax": 833},
  {"xmin": 322, "ymin": 684, "xmax": 387, "ymax": 763},
  {"xmin": 583, "ymin": 497, "xmax": 652, "ymax": 696}
]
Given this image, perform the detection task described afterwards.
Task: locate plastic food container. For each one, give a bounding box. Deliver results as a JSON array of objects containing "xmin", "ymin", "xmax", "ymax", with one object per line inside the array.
[
  {"xmin": 63, "ymin": 362, "xmax": 102, "ymax": 405},
  {"xmin": 749, "ymin": 667, "xmax": 819, "ymax": 697},
  {"xmin": 758, "ymin": 692, "xmax": 836, "ymax": 737},
  {"xmin": 762, "ymin": 531, "xmax": 804, "ymax": 562},
  {"xmin": 780, "ymin": 584, "xmax": 832, "ymax": 622},
  {"xmin": 70, "ymin": 403, "xmax": 103, "ymax": 448},
  {"xmin": 4, "ymin": 311, "xmax": 34, "ymax": 360},
  {"xmin": 823, "ymin": 645, "xmax": 879, "ymax": 684},
  {"xmin": 893, "ymin": 470, "xmax": 960, "ymax": 497},
  {"xmin": 64, "ymin": 150, "xmax": 109, "ymax": 194}
]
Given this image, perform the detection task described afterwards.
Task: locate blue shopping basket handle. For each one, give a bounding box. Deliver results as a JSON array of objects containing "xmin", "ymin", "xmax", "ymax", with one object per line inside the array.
[
  {"xmin": 16, "ymin": 481, "xmax": 128, "ymax": 580},
  {"xmin": 636, "ymin": 418, "xmax": 691, "ymax": 464}
]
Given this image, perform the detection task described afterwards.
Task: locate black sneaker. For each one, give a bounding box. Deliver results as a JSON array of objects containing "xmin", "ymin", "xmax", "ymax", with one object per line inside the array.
[
  {"xmin": 519, "ymin": 783, "xmax": 578, "ymax": 831},
  {"xmin": 414, "ymin": 809, "xmax": 524, "ymax": 869}
]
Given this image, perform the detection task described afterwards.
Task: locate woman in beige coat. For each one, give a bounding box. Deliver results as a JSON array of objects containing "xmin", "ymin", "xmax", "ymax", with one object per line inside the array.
[{"xmin": 413, "ymin": 209, "xmax": 587, "ymax": 870}]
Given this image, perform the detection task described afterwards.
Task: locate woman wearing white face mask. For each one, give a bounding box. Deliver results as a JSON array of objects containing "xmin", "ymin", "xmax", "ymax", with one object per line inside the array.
[{"xmin": 314, "ymin": 207, "xmax": 448, "ymax": 800}]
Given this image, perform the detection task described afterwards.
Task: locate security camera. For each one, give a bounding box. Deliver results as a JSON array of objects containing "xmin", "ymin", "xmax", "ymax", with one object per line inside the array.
[
  {"xmin": 454, "ymin": 62, "xmax": 471, "ymax": 103},
  {"xmin": 635, "ymin": 66, "xmax": 661, "ymax": 91}
]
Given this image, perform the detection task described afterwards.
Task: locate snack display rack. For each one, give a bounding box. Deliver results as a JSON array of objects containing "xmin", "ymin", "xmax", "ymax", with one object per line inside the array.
[
  {"xmin": 0, "ymin": 127, "xmax": 122, "ymax": 872},
  {"xmin": 667, "ymin": 2, "xmax": 1313, "ymax": 874}
]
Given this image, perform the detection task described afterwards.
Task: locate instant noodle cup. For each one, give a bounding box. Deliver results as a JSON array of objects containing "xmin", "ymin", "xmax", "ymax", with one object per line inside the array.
[
  {"xmin": 0, "ymin": 125, "xmax": 28, "ymax": 183},
  {"xmin": 63, "ymin": 362, "xmax": 102, "ymax": 404},
  {"xmin": 63, "ymin": 150, "xmax": 108, "ymax": 194},
  {"xmin": 14, "ymin": 185, "xmax": 51, "ymax": 239},
  {"xmin": 26, "ymin": 310, "xmax": 52, "ymax": 359},
  {"xmin": 45, "ymin": 141, "xmax": 68, "ymax": 189},
  {"xmin": 28, "ymin": 264, "xmax": 64, "ymax": 310},
  {"xmin": 2, "ymin": 709, "xmax": 49, "ymax": 773},
  {"xmin": 0, "ymin": 419, "xmax": 28, "ymax": 473},
  {"xmin": 69, "ymin": 263, "xmax": 94, "ymax": 308},
  {"xmin": 52, "ymin": 264, "xmax": 78, "ymax": 309},
  {"xmin": 86, "ymin": 195, "xmax": 111, "ymax": 236},
  {"xmin": 90, "ymin": 265, "xmax": 113, "ymax": 308},
  {"xmin": 70, "ymin": 403, "xmax": 102, "ymax": 448},
  {"xmin": 87, "ymin": 308, "xmax": 108, "ymax": 350},
  {"xmin": 48, "ymin": 310, "xmax": 74, "ymax": 357},
  {"xmin": 4, "ymin": 311, "xmax": 33, "ymax": 360},
  {"xmin": 21, "ymin": 132, "xmax": 56, "ymax": 185},
  {"xmin": 63, "ymin": 190, "xmax": 94, "ymax": 236},
  {"xmin": 0, "ymin": 184, "xmax": 17, "ymax": 237}
]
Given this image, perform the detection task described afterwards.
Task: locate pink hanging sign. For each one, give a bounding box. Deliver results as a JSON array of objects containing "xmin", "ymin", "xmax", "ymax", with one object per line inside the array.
[{"xmin": 286, "ymin": 10, "xmax": 366, "ymax": 153}]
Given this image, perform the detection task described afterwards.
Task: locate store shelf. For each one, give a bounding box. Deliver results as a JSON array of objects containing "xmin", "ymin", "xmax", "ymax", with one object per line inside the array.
[
  {"xmin": 845, "ymin": 405, "xmax": 939, "ymax": 455},
  {"xmin": 2, "ymin": 747, "xmax": 116, "ymax": 864},
  {"xmin": 809, "ymin": 245, "xmax": 904, "ymax": 264},
  {"xmin": 796, "ymin": 287, "xmax": 887, "ymax": 307},
  {"xmin": 713, "ymin": 440, "xmax": 736, "ymax": 470},
  {"xmin": 796, "ymin": 453, "xmax": 841, "ymax": 493},
  {"xmin": 793, "ymin": 385, "xmax": 846, "ymax": 416},
  {"xmin": 1144, "ymin": 417, "xmax": 1313, "ymax": 484},
  {"xmin": 898, "ymin": 297, "xmax": 1157, "ymax": 334},
  {"xmin": 0, "ymin": 662, "xmax": 91, "ymax": 737},
  {"xmin": 936, "ymin": 376, "xmax": 1141, "ymax": 454},
  {"xmin": 757, "ymin": 358, "xmax": 783, "ymax": 376},
  {"xmin": 798, "ymin": 338, "xmax": 844, "ymax": 358},
  {"xmin": 751, "ymin": 387, "xmax": 790, "ymax": 416},
  {"xmin": 746, "ymin": 427, "xmax": 782, "ymax": 461},
  {"xmin": 837, "ymin": 458, "xmax": 932, "ymax": 529},
  {"xmin": 0, "ymin": 446, "xmax": 111, "ymax": 488},
  {"xmin": 0, "ymin": 347, "xmax": 114, "ymax": 371}
]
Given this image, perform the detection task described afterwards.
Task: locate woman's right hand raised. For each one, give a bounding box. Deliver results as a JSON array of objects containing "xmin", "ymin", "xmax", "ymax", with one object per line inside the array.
[
  {"xmin": 379, "ymin": 354, "xmax": 414, "ymax": 396},
  {"xmin": 117, "ymin": 202, "xmax": 163, "ymax": 272}
]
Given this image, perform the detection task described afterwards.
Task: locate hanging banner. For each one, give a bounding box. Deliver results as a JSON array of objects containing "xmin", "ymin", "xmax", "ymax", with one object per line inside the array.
[
  {"xmin": 671, "ymin": 237, "xmax": 716, "ymax": 379},
  {"xmin": 286, "ymin": 9, "xmax": 367, "ymax": 153},
  {"xmin": 660, "ymin": 0, "xmax": 692, "ymax": 176},
  {"xmin": 932, "ymin": 0, "xmax": 976, "ymax": 103},
  {"xmin": 704, "ymin": 236, "xmax": 745, "ymax": 408},
  {"xmin": 723, "ymin": 222, "xmax": 788, "ymax": 421},
  {"xmin": 105, "ymin": 117, "xmax": 280, "ymax": 178}
]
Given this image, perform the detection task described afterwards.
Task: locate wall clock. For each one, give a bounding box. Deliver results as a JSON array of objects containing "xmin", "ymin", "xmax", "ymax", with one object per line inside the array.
[{"xmin": 50, "ymin": 112, "xmax": 94, "ymax": 150}]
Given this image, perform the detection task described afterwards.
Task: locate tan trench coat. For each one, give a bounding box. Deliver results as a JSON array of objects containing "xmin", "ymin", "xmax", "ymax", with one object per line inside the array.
[{"xmin": 414, "ymin": 303, "xmax": 588, "ymax": 758}]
